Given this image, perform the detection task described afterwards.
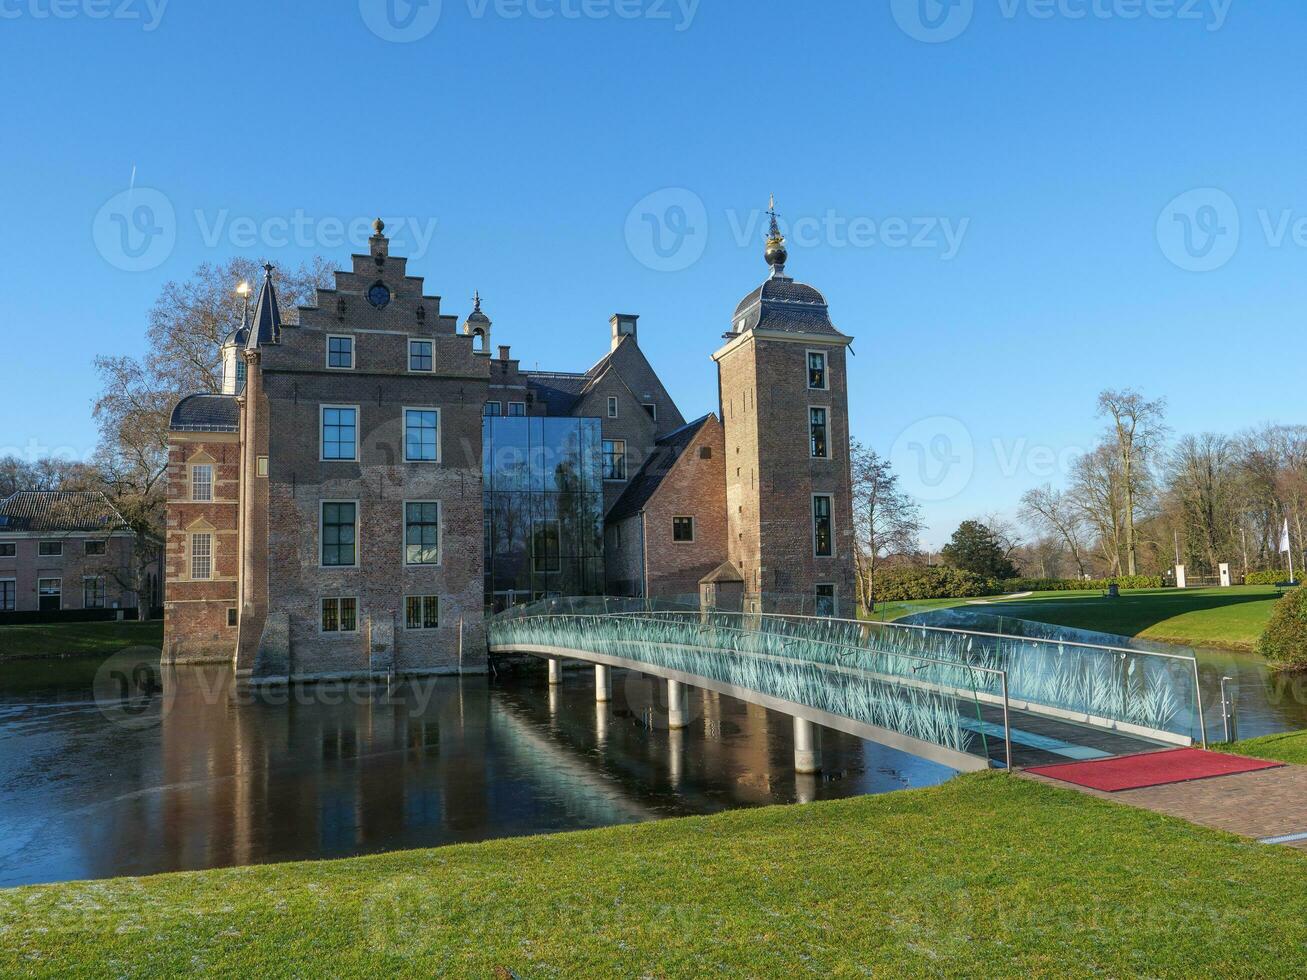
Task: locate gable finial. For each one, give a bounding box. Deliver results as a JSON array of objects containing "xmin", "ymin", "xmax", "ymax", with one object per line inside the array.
[
  {"xmin": 473, "ymin": 288, "xmax": 481, "ymax": 314},
  {"xmin": 764, "ymin": 193, "xmax": 787, "ymax": 275}
]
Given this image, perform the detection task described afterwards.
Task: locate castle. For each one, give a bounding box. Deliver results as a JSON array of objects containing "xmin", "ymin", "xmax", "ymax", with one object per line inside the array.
[{"xmin": 164, "ymin": 206, "xmax": 855, "ymax": 677}]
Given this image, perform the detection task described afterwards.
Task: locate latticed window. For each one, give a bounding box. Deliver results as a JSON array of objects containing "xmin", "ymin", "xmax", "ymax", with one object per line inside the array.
[
  {"xmin": 405, "ymin": 502, "xmax": 440, "ymax": 565},
  {"xmin": 808, "ymin": 351, "xmax": 828, "ymax": 390},
  {"xmin": 191, "ymin": 533, "xmax": 212, "ymax": 580},
  {"xmin": 532, "ymin": 520, "xmax": 561, "ymax": 572},
  {"xmin": 672, "ymin": 517, "xmax": 695, "ymax": 542},
  {"xmin": 83, "ymin": 576, "xmax": 105, "ymax": 609},
  {"xmin": 405, "ymin": 410, "xmax": 439, "ymax": 462},
  {"xmin": 810, "ymin": 407, "xmax": 828, "ymax": 459},
  {"xmin": 192, "ymin": 464, "xmax": 213, "ymax": 501},
  {"xmin": 322, "ymin": 407, "xmax": 358, "ymax": 460},
  {"xmin": 483, "ymin": 401, "xmax": 502, "ymax": 417},
  {"xmin": 405, "ymin": 595, "xmax": 440, "ymax": 631},
  {"xmin": 0, "ymin": 580, "xmax": 15, "ymax": 612},
  {"xmin": 602, "ymin": 439, "xmax": 627, "ymax": 481},
  {"xmin": 322, "ymin": 503, "xmax": 357, "ymax": 567},
  {"xmin": 327, "ymin": 336, "xmax": 354, "ymax": 369},
  {"xmin": 321, "ymin": 597, "xmax": 357, "ymax": 633},
  {"xmin": 409, "ymin": 339, "xmax": 433, "ymax": 372},
  {"xmin": 812, "ymin": 495, "xmax": 833, "ymax": 558}
]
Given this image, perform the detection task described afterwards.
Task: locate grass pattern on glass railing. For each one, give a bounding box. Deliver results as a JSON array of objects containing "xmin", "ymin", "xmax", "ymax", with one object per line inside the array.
[{"xmin": 487, "ymin": 614, "xmax": 981, "ymax": 757}]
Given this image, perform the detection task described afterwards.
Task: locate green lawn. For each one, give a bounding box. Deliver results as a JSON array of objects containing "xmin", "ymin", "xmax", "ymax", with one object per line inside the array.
[
  {"xmin": 0, "ymin": 620, "xmax": 163, "ymax": 661},
  {"xmin": 2, "ymin": 773, "xmax": 1305, "ymax": 977},
  {"xmin": 879, "ymin": 587, "xmax": 1281, "ymax": 652},
  {"xmin": 1227, "ymin": 729, "xmax": 1307, "ymax": 766}
]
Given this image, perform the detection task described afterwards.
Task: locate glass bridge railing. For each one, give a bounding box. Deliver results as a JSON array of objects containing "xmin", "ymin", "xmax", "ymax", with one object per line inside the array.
[
  {"xmin": 488, "ymin": 600, "xmax": 1014, "ymax": 770},
  {"xmin": 490, "ymin": 597, "xmax": 1206, "ymax": 748}
]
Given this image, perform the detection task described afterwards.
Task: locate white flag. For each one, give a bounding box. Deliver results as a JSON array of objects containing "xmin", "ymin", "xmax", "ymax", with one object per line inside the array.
[{"xmin": 1280, "ymin": 519, "xmax": 1292, "ymax": 555}]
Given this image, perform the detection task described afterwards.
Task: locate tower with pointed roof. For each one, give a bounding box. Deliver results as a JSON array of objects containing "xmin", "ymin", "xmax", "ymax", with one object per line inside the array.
[{"xmin": 712, "ymin": 197, "xmax": 857, "ymax": 613}]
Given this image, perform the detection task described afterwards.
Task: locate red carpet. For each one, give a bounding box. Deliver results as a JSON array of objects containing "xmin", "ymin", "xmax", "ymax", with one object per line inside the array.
[{"xmin": 1027, "ymin": 748, "xmax": 1284, "ymax": 792}]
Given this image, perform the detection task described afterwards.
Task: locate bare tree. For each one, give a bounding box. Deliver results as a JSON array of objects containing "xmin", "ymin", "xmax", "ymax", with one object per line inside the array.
[
  {"xmin": 849, "ymin": 440, "xmax": 922, "ymax": 611},
  {"xmin": 1069, "ymin": 444, "xmax": 1125, "ymax": 576},
  {"xmin": 1097, "ymin": 388, "xmax": 1167, "ymax": 576},
  {"xmin": 1020, "ymin": 484, "xmax": 1089, "ymax": 577}
]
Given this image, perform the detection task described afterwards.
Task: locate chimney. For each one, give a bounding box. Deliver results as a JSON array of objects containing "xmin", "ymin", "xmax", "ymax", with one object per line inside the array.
[
  {"xmin": 610, "ymin": 313, "xmax": 639, "ymax": 351},
  {"xmin": 498, "ymin": 345, "xmax": 512, "ymax": 361}
]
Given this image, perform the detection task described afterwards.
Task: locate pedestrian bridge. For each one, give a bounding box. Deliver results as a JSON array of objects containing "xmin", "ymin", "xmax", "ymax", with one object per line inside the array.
[{"xmin": 487, "ymin": 598, "xmax": 1207, "ymax": 773}]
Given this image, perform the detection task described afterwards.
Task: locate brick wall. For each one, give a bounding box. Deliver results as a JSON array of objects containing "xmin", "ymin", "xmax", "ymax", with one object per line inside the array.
[{"xmin": 641, "ymin": 417, "xmax": 727, "ymax": 599}]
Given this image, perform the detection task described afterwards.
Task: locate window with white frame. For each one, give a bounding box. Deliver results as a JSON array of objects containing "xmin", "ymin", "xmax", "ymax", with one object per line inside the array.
[
  {"xmin": 83, "ymin": 576, "xmax": 105, "ymax": 609},
  {"xmin": 607, "ymin": 396, "xmax": 618, "ymax": 418},
  {"xmin": 672, "ymin": 516, "xmax": 695, "ymax": 542},
  {"xmin": 810, "ymin": 407, "xmax": 829, "ymax": 459},
  {"xmin": 483, "ymin": 401, "xmax": 502, "ymax": 417},
  {"xmin": 321, "ymin": 406, "xmax": 358, "ymax": 461},
  {"xmin": 602, "ymin": 439, "xmax": 627, "ymax": 481},
  {"xmin": 405, "ymin": 502, "xmax": 441, "ymax": 565},
  {"xmin": 0, "ymin": 543, "xmax": 14, "ymax": 558},
  {"xmin": 404, "ymin": 409, "xmax": 440, "ymax": 462},
  {"xmin": 405, "ymin": 595, "xmax": 440, "ymax": 631},
  {"xmin": 0, "ymin": 580, "xmax": 14, "ymax": 611},
  {"xmin": 409, "ymin": 339, "xmax": 433, "ymax": 372},
  {"xmin": 807, "ymin": 350, "xmax": 828, "ymax": 390},
  {"xmin": 643, "ymin": 403, "xmax": 657, "ymax": 421},
  {"xmin": 327, "ymin": 335, "xmax": 355, "ymax": 369},
  {"xmin": 191, "ymin": 533, "xmax": 213, "ymax": 580},
  {"xmin": 192, "ymin": 463, "xmax": 213, "ymax": 501},
  {"xmin": 812, "ymin": 495, "xmax": 834, "ymax": 558},
  {"xmin": 37, "ymin": 578, "xmax": 61, "ymax": 612},
  {"xmin": 38, "ymin": 541, "xmax": 63, "ymax": 557},
  {"xmin": 321, "ymin": 502, "xmax": 357, "ymax": 567},
  {"xmin": 321, "ymin": 597, "xmax": 358, "ymax": 633},
  {"xmin": 84, "ymin": 540, "xmax": 106, "ymax": 556},
  {"xmin": 508, "ymin": 401, "xmax": 526, "ymax": 417}
]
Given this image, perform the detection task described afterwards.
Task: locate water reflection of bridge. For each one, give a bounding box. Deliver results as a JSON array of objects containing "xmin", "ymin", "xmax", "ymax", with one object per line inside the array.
[{"xmin": 488, "ymin": 601, "xmax": 1209, "ymax": 773}]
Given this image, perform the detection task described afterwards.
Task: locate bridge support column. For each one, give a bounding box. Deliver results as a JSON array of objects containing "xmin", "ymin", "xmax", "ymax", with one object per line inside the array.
[
  {"xmin": 793, "ymin": 717, "xmax": 821, "ymax": 774},
  {"xmin": 547, "ymin": 658, "xmax": 563, "ymax": 686},
  {"xmin": 595, "ymin": 664, "xmax": 612, "ymax": 702},
  {"xmin": 667, "ymin": 679, "xmax": 689, "ymax": 730}
]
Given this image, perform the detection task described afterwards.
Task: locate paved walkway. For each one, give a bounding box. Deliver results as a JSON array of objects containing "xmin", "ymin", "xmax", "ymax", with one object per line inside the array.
[{"xmin": 1023, "ymin": 761, "xmax": 1307, "ymax": 849}]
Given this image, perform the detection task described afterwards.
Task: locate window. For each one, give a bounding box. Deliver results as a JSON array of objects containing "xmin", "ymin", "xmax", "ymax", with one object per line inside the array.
[
  {"xmin": 607, "ymin": 396, "xmax": 618, "ymax": 419},
  {"xmin": 85, "ymin": 540, "xmax": 107, "ymax": 556},
  {"xmin": 643, "ymin": 403, "xmax": 658, "ymax": 421},
  {"xmin": 38, "ymin": 541, "xmax": 63, "ymax": 557},
  {"xmin": 602, "ymin": 439, "xmax": 627, "ymax": 481},
  {"xmin": 257, "ymin": 456, "xmax": 269, "ymax": 478},
  {"xmin": 38, "ymin": 578, "xmax": 61, "ymax": 613},
  {"xmin": 321, "ymin": 597, "xmax": 358, "ymax": 633},
  {"xmin": 810, "ymin": 407, "xmax": 829, "ymax": 459},
  {"xmin": 405, "ymin": 502, "xmax": 441, "ymax": 565},
  {"xmin": 0, "ymin": 580, "xmax": 14, "ymax": 612},
  {"xmin": 405, "ymin": 595, "xmax": 440, "ymax": 631},
  {"xmin": 327, "ymin": 335, "xmax": 355, "ymax": 369},
  {"xmin": 235, "ymin": 360, "xmax": 247, "ymax": 392},
  {"xmin": 813, "ymin": 495, "xmax": 834, "ymax": 558},
  {"xmin": 404, "ymin": 409, "xmax": 440, "ymax": 463},
  {"xmin": 508, "ymin": 401, "xmax": 526, "ymax": 417},
  {"xmin": 226, "ymin": 608, "xmax": 238, "ymax": 628},
  {"xmin": 532, "ymin": 520, "xmax": 561, "ymax": 572},
  {"xmin": 321, "ymin": 503, "xmax": 358, "ymax": 567},
  {"xmin": 409, "ymin": 339, "xmax": 433, "ymax": 372},
  {"xmin": 808, "ymin": 351, "xmax": 828, "ymax": 390},
  {"xmin": 321, "ymin": 406, "xmax": 358, "ymax": 461},
  {"xmin": 0, "ymin": 543, "xmax": 14, "ymax": 558},
  {"xmin": 192, "ymin": 463, "xmax": 213, "ymax": 501},
  {"xmin": 191, "ymin": 533, "xmax": 213, "ymax": 580},
  {"xmin": 815, "ymin": 584, "xmax": 837, "ymax": 617},
  {"xmin": 83, "ymin": 576, "xmax": 105, "ymax": 609},
  {"xmin": 483, "ymin": 401, "xmax": 502, "ymax": 417},
  {"xmin": 672, "ymin": 516, "xmax": 695, "ymax": 543}
]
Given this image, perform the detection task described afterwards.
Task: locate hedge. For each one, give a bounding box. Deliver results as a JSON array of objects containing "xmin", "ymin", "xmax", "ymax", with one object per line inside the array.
[
  {"xmin": 998, "ymin": 576, "xmax": 1163, "ymax": 593},
  {"xmin": 1244, "ymin": 570, "xmax": 1297, "ymax": 586},
  {"xmin": 1258, "ymin": 586, "xmax": 1307, "ymax": 670},
  {"xmin": 874, "ymin": 567, "xmax": 995, "ymax": 602}
]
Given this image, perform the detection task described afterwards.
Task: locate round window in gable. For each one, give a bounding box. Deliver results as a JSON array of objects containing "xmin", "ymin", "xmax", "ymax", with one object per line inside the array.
[{"xmin": 367, "ymin": 282, "xmax": 391, "ymax": 309}]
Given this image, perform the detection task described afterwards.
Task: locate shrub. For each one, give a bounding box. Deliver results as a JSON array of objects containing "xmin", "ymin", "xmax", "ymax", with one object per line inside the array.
[
  {"xmin": 998, "ymin": 576, "xmax": 1163, "ymax": 593},
  {"xmin": 1245, "ymin": 570, "xmax": 1293, "ymax": 586},
  {"xmin": 875, "ymin": 566, "xmax": 996, "ymax": 602},
  {"xmin": 1258, "ymin": 587, "xmax": 1307, "ymax": 670}
]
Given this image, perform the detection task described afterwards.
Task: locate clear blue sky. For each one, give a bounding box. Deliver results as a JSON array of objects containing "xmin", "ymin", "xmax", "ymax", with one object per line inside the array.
[{"xmin": 1, "ymin": 1, "xmax": 1302, "ymax": 547}]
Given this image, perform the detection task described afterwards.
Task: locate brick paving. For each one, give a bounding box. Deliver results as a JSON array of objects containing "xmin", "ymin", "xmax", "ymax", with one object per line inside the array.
[{"xmin": 1023, "ymin": 758, "xmax": 1307, "ymax": 850}]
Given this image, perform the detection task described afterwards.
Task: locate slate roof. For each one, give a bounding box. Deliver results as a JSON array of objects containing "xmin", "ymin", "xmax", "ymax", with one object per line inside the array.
[
  {"xmin": 523, "ymin": 371, "xmax": 589, "ymax": 416},
  {"xmin": 0, "ymin": 491, "xmax": 129, "ymax": 534},
  {"xmin": 170, "ymin": 394, "xmax": 240, "ymax": 432},
  {"xmin": 607, "ymin": 415, "xmax": 714, "ymax": 523},
  {"xmin": 730, "ymin": 273, "xmax": 847, "ymax": 338},
  {"xmin": 246, "ymin": 265, "xmax": 283, "ymax": 350},
  {"xmin": 701, "ymin": 560, "xmax": 745, "ymax": 584}
]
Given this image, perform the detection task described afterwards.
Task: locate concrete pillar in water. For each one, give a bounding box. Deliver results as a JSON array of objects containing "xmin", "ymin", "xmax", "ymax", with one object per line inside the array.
[
  {"xmin": 667, "ymin": 679, "xmax": 690, "ymax": 730},
  {"xmin": 595, "ymin": 700, "xmax": 608, "ymax": 746},
  {"xmin": 595, "ymin": 664, "xmax": 612, "ymax": 702},
  {"xmin": 547, "ymin": 658, "xmax": 563, "ymax": 686},
  {"xmin": 795, "ymin": 772, "xmax": 819, "ymax": 804},
  {"xmin": 794, "ymin": 716, "xmax": 821, "ymax": 774},
  {"xmin": 668, "ymin": 727, "xmax": 684, "ymax": 789}
]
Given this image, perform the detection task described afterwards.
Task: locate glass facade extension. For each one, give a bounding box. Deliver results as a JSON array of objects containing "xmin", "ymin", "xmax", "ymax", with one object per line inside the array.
[{"xmin": 483, "ymin": 417, "xmax": 605, "ymax": 614}]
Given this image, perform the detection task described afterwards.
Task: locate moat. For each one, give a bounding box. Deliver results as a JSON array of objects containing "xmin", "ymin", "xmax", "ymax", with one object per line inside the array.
[{"xmin": 0, "ymin": 660, "xmax": 955, "ymax": 888}]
